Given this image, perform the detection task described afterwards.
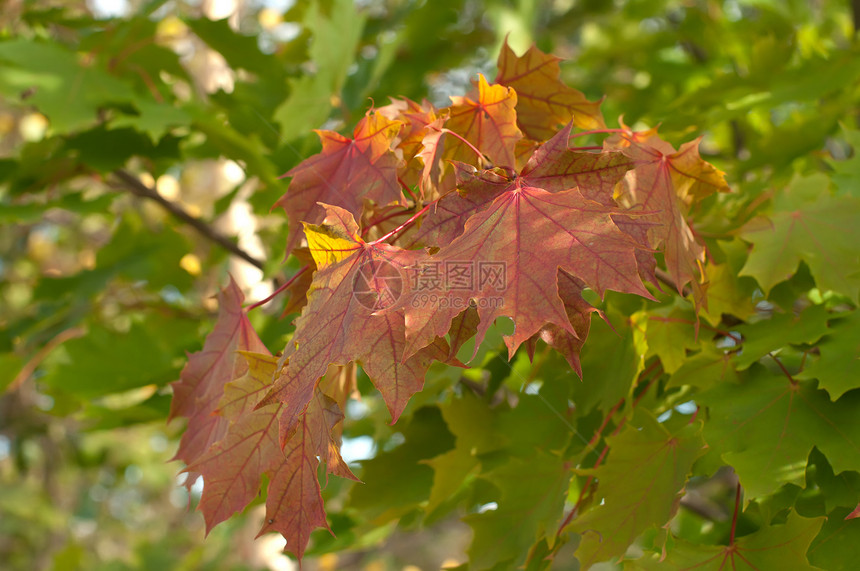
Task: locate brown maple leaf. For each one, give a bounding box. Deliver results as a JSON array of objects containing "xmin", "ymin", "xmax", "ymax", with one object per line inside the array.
[
  {"xmin": 276, "ymin": 110, "xmax": 405, "ymax": 255},
  {"xmin": 258, "ymin": 204, "xmax": 453, "ymax": 442},
  {"xmin": 495, "ymin": 39, "xmax": 606, "ymax": 141}
]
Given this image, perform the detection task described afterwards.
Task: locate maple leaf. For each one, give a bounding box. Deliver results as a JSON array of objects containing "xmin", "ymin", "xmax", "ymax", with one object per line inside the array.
[
  {"xmin": 400, "ymin": 123, "xmax": 634, "ymax": 250},
  {"xmin": 378, "ymin": 97, "xmax": 441, "ymax": 196},
  {"xmin": 796, "ymin": 309, "xmax": 860, "ymax": 400},
  {"xmin": 632, "ymin": 303, "xmax": 701, "ymax": 374},
  {"xmin": 403, "ymin": 157, "xmax": 653, "ymax": 361},
  {"xmin": 276, "ymin": 110, "xmax": 405, "ymax": 255},
  {"xmin": 466, "ymin": 452, "xmax": 571, "ymax": 569},
  {"xmin": 188, "ymin": 351, "xmax": 355, "ymax": 560},
  {"xmin": 259, "ymin": 204, "xmax": 454, "ymax": 440},
  {"xmin": 443, "ymin": 74, "xmax": 522, "ymax": 168},
  {"xmin": 571, "ymin": 412, "xmax": 707, "ymax": 568},
  {"xmin": 520, "ymin": 123, "xmax": 633, "ymax": 205},
  {"xmin": 279, "ymin": 247, "xmax": 315, "ymax": 318},
  {"xmin": 168, "ymin": 276, "xmax": 267, "ymax": 485},
  {"xmin": 732, "ymin": 303, "xmax": 830, "ymax": 371},
  {"xmin": 617, "ymin": 134, "xmax": 729, "ymax": 305},
  {"xmin": 526, "ymin": 270, "xmax": 599, "ymax": 377},
  {"xmin": 700, "ymin": 363, "xmax": 860, "ymax": 498},
  {"xmin": 396, "ymin": 170, "xmax": 499, "ymax": 249},
  {"xmin": 633, "ymin": 512, "xmax": 824, "ymax": 570},
  {"xmin": 417, "ymin": 116, "xmax": 457, "ymax": 197},
  {"xmin": 739, "ymin": 173, "xmax": 860, "ymax": 302},
  {"xmin": 495, "ymin": 39, "xmax": 606, "ymax": 140}
]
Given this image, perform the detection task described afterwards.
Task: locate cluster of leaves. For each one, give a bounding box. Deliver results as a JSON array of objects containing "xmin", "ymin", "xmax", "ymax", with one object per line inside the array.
[
  {"xmin": 3, "ymin": 1, "xmax": 860, "ymax": 569},
  {"xmin": 170, "ymin": 32, "xmax": 860, "ymax": 569}
]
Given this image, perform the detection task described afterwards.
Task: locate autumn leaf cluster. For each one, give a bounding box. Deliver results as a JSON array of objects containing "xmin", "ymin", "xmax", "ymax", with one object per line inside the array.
[{"xmin": 169, "ymin": 40, "xmax": 732, "ymax": 561}]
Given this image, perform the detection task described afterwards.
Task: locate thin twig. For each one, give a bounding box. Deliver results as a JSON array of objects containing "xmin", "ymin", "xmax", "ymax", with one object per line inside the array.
[
  {"xmin": 853, "ymin": 0, "xmax": 860, "ymax": 35},
  {"xmin": 111, "ymin": 169, "xmax": 265, "ymax": 270},
  {"xmin": 246, "ymin": 265, "xmax": 309, "ymax": 311},
  {"xmin": 6, "ymin": 327, "xmax": 86, "ymax": 393}
]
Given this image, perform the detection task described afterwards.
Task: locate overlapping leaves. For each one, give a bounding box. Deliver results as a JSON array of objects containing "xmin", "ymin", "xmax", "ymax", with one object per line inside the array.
[{"xmin": 169, "ymin": 40, "xmax": 857, "ymax": 570}]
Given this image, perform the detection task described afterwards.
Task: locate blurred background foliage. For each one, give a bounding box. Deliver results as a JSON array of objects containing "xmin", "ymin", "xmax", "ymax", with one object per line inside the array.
[{"xmin": 1, "ymin": 0, "xmax": 858, "ymax": 569}]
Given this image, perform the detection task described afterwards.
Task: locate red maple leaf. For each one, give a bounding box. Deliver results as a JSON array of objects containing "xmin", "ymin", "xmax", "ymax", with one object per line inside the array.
[
  {"xmin": 403, "ymin": 156, "xmax": 653, "ymax": 360},
  {"xmin": 276, "ymin": 110, "xmax": 405, "ymax": 255},
  {"xmin": 258, "ymin": 204, "xmax": 454, "ymax": 441},
  {"xmin": 495, "ymin": 39, "xmax": 605, "ymax": 140},
  {"xmin": 616, "ymin": 133, "xmax": 730, "ymax": 305},
  {"xmin": 400, "ymin": 123, "xmax": 632, "ymax": 250},
  {"xmin": 526, "ymin": 269, "xmax": 601, "ymax": 377},
  {"xmin": 168, "ymin": 277, "xmax": 267, "ymax": 487},
  {"xmin": 188, "ymin": 351, "xmax": 356, "ymax": 560}
]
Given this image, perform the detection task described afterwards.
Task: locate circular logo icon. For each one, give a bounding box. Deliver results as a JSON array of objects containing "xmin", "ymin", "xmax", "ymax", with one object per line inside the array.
[{"xmin": 352, "ymin": 258, "xmax": 404, "ymax": 311}]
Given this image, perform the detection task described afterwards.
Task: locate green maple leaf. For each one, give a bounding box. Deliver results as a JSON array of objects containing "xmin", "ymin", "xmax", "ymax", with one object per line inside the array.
[
  {"xmin": 668, "ymin": 345, "xmax": 740, "ymax": 391},
  {"xmin": 739, "ymin": 173, "xmax": 860, "ymax": 301},
  {"xmin": 699, "ymin": 239, "xmax": 758, "ymax": 326},
  {"xmin": 796, "ymin": 309, "xmax": 860, "ymax": 400},
  {"xmin": 425, "ymin": 391, "xmax": 499, "ymax": 517},
  {"xmin": 700, "ymin": 364, "xmax": 860, "ymax": 498},
  {"xmin": 733, "ymin": 303, "xmax": 830, "ymax": 370},
  {"xmin": 827, "ymin": 128, "xmax": 860, "ymax": 197},
  {"xmin": 807, "ymin": 506, "xmax": 860, "ymax": 571},
  {"xmin": 571, "ymin": 411, "xmax": 706, "ymax": 568},
  {"xmin": 632, "ymin": 302, "xmax": 699, "ymax": 374},
  {"xmin": 630, "ymin": 511, "xmax": 824, "ymax": 570},
  {"xmin": 465, "ymin": 451, "xmax": 572, "ymax": 570}
]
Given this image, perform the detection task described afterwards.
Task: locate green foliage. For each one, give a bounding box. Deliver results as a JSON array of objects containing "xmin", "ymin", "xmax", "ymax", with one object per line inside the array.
[{"xmin": 2, "ymin": 1, "xmax": 860, "ymax": 570}]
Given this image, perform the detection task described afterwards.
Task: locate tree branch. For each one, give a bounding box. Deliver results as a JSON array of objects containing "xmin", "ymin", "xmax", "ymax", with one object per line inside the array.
[
  {"xmin": 111, "ymin": 169, "xmax": 265, "ymax": 270},
  {"xmin": 853, "ymin": 0, "xmax": 860, "ymax": 35}
]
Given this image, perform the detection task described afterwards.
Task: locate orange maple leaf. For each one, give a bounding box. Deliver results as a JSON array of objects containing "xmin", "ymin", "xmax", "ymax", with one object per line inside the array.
[
  {"xmin": 443, "ymin": 73, "xmax": 523, "ymax": 168},
  {"xmin": 496, "ymin": 39, "xmax": 606, "ymax": 140}
]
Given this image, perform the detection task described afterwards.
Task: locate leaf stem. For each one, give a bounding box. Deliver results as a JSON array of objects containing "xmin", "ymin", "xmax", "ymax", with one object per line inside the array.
[
  {"xmin": 361, "ymin": 208, "xmax": 413, "ymax": 237},
  {"xmin": 440, "ymin": 128, "xmax": 489, "ymax": 165},
  {"xmin": 729, "ymin": 482, "xmax": 742, "ymax": 544},
  {"xmin": 768, "ymin": 352, "xmax": 798, "ymax": 386},
  {"xmin": 369, "ymin": 201, "xmax": 434, "ymax": 245},
  {"xmin": 246, "ymin": 265, "xmax": 309, "ymax": 311},
  {"xmin": 398, "ymin": 176, "xmax": 418, "ymax": 204}
]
